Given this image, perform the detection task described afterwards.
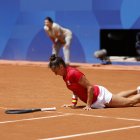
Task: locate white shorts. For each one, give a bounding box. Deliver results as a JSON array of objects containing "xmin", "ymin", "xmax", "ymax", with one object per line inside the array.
[{"xmin": 91, "ymin": 86, "xmax": 112, "ymax": 109}]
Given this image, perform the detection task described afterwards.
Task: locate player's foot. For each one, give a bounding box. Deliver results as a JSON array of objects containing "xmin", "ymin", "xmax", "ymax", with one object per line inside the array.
[{"xmin": 137, "ymin": 86, "xmax": 140, "ymax": 94}]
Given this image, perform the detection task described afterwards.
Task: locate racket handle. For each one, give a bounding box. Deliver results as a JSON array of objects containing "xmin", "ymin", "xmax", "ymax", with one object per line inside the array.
[{"xmin": 41, "ymin": 107, "xmax": 56, "ymax": 111}]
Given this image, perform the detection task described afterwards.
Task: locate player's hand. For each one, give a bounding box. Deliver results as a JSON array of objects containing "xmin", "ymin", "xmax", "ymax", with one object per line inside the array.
[
  {"xmin": 83, "ymin": 105, "xmax": 92, "ymax": 111},
  {"xmin": 62, "ymin": 104, "xmax": 76, "ymax": 109}
]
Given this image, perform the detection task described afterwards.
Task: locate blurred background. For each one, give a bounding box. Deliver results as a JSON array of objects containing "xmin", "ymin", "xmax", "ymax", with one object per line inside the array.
[{"xmin": 0, "ymin": 0, "xmax": 140, "ymax": 63}]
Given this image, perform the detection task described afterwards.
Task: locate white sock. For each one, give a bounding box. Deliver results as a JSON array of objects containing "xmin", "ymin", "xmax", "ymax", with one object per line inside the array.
[{"xmin": 137, "ymin": 86, "xmax": 140, "ymax": 94}]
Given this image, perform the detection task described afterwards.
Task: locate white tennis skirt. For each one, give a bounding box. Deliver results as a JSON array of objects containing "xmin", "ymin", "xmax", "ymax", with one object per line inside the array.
[{"xmin": 91, "ymin": 85, "xmax": 112, "ymax": 109}]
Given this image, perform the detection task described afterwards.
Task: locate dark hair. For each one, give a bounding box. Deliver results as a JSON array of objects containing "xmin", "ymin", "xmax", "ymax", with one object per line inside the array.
[
  {"xmin": 45, "ymin": 17, "xmax": 53, "ymax": 23},
  {"xmin": 48, "ymin": 54, "xmax": 66, "ymax": 68}
]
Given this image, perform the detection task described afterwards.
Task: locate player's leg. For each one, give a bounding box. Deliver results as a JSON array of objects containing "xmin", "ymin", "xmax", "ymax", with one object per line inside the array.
[
  {"xmin": 117, "ymin": 86, "xmax": 140, "ymax": 97},
  {"xmin": 52, "ymin": 42, "xmax": 62, "ymax": 56},
  {"xmin": 63, "ymin": 46, "xmax": 70, "ymax": 65},
  {"xmin": 63, "ymin": 36, "xmax": 72, "ymax": 65},
  {"xmin": 116, "ymin": 89, "xmax": 137, "ymax": 97},
  {"xmin": 106, "ymin": 94, "xmax": 140, "ymax": 108}
]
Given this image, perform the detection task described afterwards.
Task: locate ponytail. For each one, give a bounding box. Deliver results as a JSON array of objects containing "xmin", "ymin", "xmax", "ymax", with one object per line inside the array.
[{"xmin": 49, "ymin": 54, "xmax": 66, "ymax": 68}]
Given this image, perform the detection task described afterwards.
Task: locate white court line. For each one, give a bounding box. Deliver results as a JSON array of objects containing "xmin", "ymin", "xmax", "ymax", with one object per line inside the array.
[
  {"xmin": 57, "ymin": 112, "xmax": 140, "ymax": 122},
  {"xmin": 76, "ymin": 113, "xmax": 140, "ymax": 122},
  {"xmin": 0, "ymin": 113, "xmax": 72, "ymax": 124},
  {"xmin": 40, "ymin": 125, "xmax": 140, "ymax": 140}
]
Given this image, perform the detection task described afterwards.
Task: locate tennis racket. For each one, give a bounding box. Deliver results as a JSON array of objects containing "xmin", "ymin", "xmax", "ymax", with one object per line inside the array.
[{"xmin": 5, "ymin": 107, "xmax": 56, "ymax": 114}]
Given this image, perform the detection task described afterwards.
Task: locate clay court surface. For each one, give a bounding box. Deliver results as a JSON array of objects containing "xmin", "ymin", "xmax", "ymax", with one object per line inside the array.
[{"xmin": 0, "ymin": 61, "xmax": 140, "ymax": 140}]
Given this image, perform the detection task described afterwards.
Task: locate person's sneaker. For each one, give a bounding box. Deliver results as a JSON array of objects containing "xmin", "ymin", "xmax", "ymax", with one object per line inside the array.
[{"xmin": 137, "ymin": 86, "xmax": 140, "ymax": 94}]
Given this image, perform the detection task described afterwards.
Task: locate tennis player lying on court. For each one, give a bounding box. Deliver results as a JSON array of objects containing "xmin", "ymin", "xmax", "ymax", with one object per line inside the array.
[{"xmin": 49, "ymin": 54, "xmax": 140, "ymax": 110}]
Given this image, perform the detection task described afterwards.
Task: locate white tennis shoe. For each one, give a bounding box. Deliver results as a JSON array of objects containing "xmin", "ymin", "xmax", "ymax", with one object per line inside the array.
[{"xmin": 137, "ymin": 86, "xmax": 140, "ymax": 94}]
